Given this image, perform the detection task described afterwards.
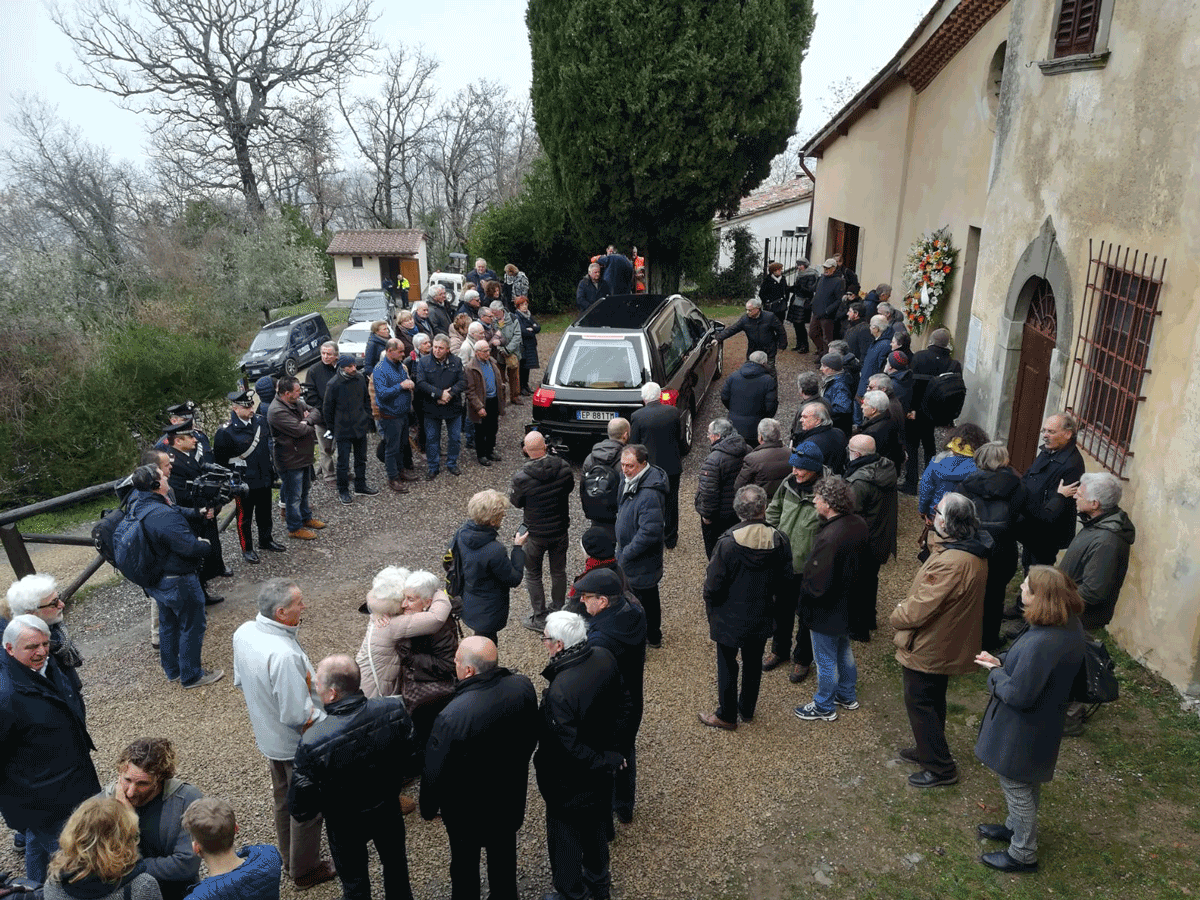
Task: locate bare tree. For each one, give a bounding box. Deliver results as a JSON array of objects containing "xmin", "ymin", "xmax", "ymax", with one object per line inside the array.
[
  {"xmin": 339, "ymin": 48, "xmax": 439, "ymax": 229},
  {"xmin": 52, "ymin": 0, "xmax": 377, "ymax": 211},
  {"xmin": 261, "ymin": 99, "xmax": 348, "ymax": 232}
]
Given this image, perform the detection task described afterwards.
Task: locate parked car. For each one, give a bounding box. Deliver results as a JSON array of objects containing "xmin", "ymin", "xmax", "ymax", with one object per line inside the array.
[
  {"xmin": 347, "ymin": 289, "xmax": 394, "ymax": 326},
  {"xmin": 338, "ymin": 320, "xmax": 392, "ymax": 367},
  {"xmin": 530, "ymin": 293, "xmax": 723, "ymax": 456},
  {"xmin": 239, "ymin": 313, "xmax": 332, "ymax": 379},
  {"xmin": 428, "ymin": 271, "xmax": 464, "ymax": 306}
]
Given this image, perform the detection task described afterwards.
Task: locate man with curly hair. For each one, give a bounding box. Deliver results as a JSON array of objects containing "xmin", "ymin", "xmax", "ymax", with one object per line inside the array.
[{"xmin": 100, "ymin": 738, "xmax": 203, "ymax": 900}]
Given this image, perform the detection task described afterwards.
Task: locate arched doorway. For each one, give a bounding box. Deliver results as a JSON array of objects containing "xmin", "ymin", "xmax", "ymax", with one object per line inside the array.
[{"xmin": 1007, "ymin": 277, "xmax": 1057, "ymax": 473}]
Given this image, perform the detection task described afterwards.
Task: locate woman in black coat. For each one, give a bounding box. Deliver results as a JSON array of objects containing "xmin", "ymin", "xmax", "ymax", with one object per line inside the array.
[
  {"xmin": 456, "ymin": 490, "xmax": 528, "ymax": 644},
  {"xmin": 757, "ymin": 262, "xmax": 790, "ymax": 318},
  {"xmin": 959, "ymin": 441, "xmax": 1028, "ymax": 651},
  {"xmin": 973, "ymin": 566, "xmax": 1085, "ymax": 873},
  {"xmin": 513, "ymin": 295, "xmax": 540, "ymax": 395}
]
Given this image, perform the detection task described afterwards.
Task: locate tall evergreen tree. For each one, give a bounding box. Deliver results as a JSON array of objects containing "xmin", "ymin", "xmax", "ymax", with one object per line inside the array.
[{"xmin": 527, "ymin": 0, "xmax": 814, "ymax": 291}]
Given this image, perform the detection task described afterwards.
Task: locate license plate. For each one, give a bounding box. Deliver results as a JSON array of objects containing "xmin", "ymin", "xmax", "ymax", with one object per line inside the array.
[{"xmin": 576, "ymin": 410, "xmax": 615, "ymax": 421}]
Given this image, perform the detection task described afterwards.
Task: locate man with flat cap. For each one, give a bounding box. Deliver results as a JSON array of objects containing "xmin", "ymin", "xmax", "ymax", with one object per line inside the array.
[
  {"xmin": 422, "ymin": 637, "xmax": 539, "ymax": 900},
  {"xmin": 214, "ymin": 391, "xmax": 286, "ymax": 565},
  {"xmin": 575, "ymin": 568, "xmax": 647, "ymax": 824}
]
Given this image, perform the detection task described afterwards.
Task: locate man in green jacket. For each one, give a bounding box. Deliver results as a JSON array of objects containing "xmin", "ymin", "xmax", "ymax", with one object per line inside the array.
[{"xmin": 763, "ymin": 441, "xmax": 827, "ymax": 684}]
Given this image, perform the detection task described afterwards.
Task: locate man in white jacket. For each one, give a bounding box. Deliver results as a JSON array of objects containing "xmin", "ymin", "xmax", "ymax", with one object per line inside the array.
[{"xmin": 232, "ymin": 579, "xmax": 335, "ymax": 889}]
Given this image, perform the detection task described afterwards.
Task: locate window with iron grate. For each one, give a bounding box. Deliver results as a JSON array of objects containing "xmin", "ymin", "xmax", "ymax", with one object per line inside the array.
[
  {"xmin": 1054, "ymin": 0, "xmax": 1102, "ymax": 58},
  {"xmin": 1064, "ymin": 241, "xmax": 1165, "ymax": 477}
]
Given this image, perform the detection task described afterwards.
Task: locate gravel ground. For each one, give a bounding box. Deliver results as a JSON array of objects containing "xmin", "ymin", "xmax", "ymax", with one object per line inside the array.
[{"xmin": 1, "ymin": 333, "xmax": 935, "ymax": 899}]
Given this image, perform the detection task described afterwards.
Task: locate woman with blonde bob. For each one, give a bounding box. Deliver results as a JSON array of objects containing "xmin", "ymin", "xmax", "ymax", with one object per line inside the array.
[
  {"xmin": 972, "ymin": 566, "xmax": 1085, "ymax": 874},
  {"xmin": 45, "ymin": 797, "xmax": 162, "ymax": 900},
  {"xmin": 355, "ymin": 566, "xmax": 453, "ymax": 699},
  {"xmin": 456, "ymin": 489, "xmax": 528, "ymax": 644}
]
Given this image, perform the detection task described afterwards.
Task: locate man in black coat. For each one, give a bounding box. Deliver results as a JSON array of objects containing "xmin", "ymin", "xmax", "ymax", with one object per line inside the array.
[
  {"xmin": 323, "ymin": 355, "xmax": 378, "ymax": 504},
  {"xmin": 906, "ymin": 327, "xmax": 956, "ymax": 490},
  {"xmin": 414, "ymin": 335, "xmax": 468, "ymax": 478},
  {"xmin": 1017, "ymin": 412, "xmax": 1086, "ymax": 569},
  {"xmin": 510, "ymin": 431, "xmax": 576, "ymax": 632},
  {"xmin": 303, "ymin": 341, "xmax": 339, "ymax": 483},
  {"xmin": 422, "ymin": 637, "xmax": 539, "ymax": 900},
  {"xmin": 534, "ymin": 612, "xmax": 631, "ymax": 900},
  {"xmin": 843, "ymin": 435, "xmax": 898, "ymax": 637},
  {"xmin": 575, "ymin": 569, "xmax": 647, "ymax": 824},
  {"xmin": 576, "ymin": 262, "xmax": 610, "ymax": 312},
  {"xmin": 720, "ymin": 351, "xmax": 778, "ymax": 443},
  {"xmin": 289, "ymin": 654, "xmax": 417, "ymax": 900},
  {"xmin": 0, "ymin": 615, "xmax": 101, "ymax": 882},
  {"xmin": 791, "ymin": 402, "xmax": 848, "ymax": 475},
  {"xmin": 699, "ymin": 486, "xmax": 793, "ymax": 731},
  {"xmin": 807, "ymin": 258, "xmax": 844, "ymax": 357},
  {"xmin": 794, "ymin": 477, "xmax": 871, "ymax": 721},
  {"xmin": 214, "ymin": 390, "xmax": 286, "ymax": 564},
  {"xmin": 717, "ymin": 298, "xmax": 787, "ymax": 367},
  {"xmin": 695, "ymin": 418, "xmax": 750, "ymax": 558},
  {"xmin": 858, "ymin": 390, "xmax": 906, "ymax": 477},
  {"xmin": 629, "ymin": 383, "xmax": 683, "ymax": 549},
  {"xmin": 163, "ymin": 422, "xmax": 226, "ymax": 602},
  {"xmin": 595, "ymin": 246, "xmax": 634, "ymax": 295}
]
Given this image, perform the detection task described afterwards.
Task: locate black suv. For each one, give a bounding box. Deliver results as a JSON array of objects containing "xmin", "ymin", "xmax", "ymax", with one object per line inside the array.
[
  {"xmin": 530, "ymin": 294, "xmax": 723, "ymax": 454},
  {"xmin": 239, "ymin": 312, "xmax": 333, "ymax": 379}
]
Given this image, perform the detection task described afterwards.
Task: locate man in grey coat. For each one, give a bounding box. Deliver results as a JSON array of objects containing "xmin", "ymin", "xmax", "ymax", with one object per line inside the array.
[{"xmin": 232, "ymin": 579, "xmax": 336, "ymax": 890}]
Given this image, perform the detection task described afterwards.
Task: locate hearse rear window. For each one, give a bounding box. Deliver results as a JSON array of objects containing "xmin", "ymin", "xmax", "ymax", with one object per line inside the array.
[{"xmin": 555, "ymin": 334, "xmax": 644, "ymax": 388}]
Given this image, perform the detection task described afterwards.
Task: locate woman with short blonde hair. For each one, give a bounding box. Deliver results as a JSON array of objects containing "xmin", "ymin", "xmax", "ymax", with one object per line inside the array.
[
  {"xmin": 46, "ymin": 797, "xmax": 162, "ymax": 900},
  {"xmin": 458, "ymin": 491, "xmax": 528, "ymax": 643}
]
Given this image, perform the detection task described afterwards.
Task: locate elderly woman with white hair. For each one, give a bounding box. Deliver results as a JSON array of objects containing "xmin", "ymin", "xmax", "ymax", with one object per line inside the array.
[
  {"xmin": 3, "ymin": 573, "xmax": 83, "ymax": 693},
  {"xmin": 356, "ymin": 567, "xmax": 452, "ymax": 700}
]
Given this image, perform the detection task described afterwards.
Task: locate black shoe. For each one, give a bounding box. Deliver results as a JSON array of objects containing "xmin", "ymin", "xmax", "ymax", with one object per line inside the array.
[
  {"xmin": 339, "ymin": 491, "xmax": 353, "ymax": 504},
  {"xmin": 489, "ymin": 452, "xmax": 503, "ymax": 462},
  {"xmin": 908, "ymin": 769, "xmax": 959, "ymax": 788},
  {"xmin": 219, "ymin": 566, "xmax": 234, "ymax": 578},
  {"xmin": 242, "ymin": 550, "xmax": 261, "ymax": 564},
  {"xmin": 464, "ymin": 441, "xmax": 476, "ymax": 450},
  {"xmin": 427, "ymin": 469, "xmax": 440, "ymax": 480},
  {"xmin": 977, "ymin": 823, "xmax": 1015, "ymax": 842},
  {"xmin": 447, "ymin": 465, "xmax": 461, "ymax": 476},
  {"xmin": 788, "ymin": 663, "xmax": 811, "ymax": 684},
  {"xmin": 899, "ymin": 483, "xmax": 918, "ymax": 496},
  {"xmin": 354, "ymin": 485, "xmax": 379, "ymax": 495},
  {"xmin": 261, "ymin": 540, "xmax": 287, "ymax": 552},
  {"xmin": 477, "ymin": 456, "xmax": 492, "ymax": 467},
  {"xmin": 204, "ymin": 591, "xmax": 225, "ymax": 606},
  {"xmin": 647, "ymin": 637, "xmax": 662, "ymax": 649},
  {"xmin": 897, "ymin": 746, "xmax": 921, "ymax": 764},
  {"xmin": 980, "ymin": 850, "xmax": 1038, "ymax": 873}
]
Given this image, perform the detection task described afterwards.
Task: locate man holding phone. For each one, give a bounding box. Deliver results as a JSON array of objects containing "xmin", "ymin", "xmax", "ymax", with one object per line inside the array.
[{"xmin": 509, "ymin": 431, "xmax": 575, "ymax": 632}]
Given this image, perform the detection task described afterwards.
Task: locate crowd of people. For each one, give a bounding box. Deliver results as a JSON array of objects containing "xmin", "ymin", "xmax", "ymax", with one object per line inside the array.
[{"xmin": 0, "ymin": 256, "xmax": 1140, "ymax": 896}]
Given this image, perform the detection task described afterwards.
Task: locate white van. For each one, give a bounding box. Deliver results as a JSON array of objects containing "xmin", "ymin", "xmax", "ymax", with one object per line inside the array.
[{"xmin": 428, "ymin": 272, "xmax": 465, "ymax": 305}]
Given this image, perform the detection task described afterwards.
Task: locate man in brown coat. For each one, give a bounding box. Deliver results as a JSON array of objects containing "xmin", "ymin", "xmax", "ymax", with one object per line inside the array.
[
  {"xmin": 890, "ymin": 492, "xmax": 991, "ymax": 788},
  {"xmin": 734, "ymin": 418, "xmax": 792, "ymax": 500},
  {"xmin": 267, "ymin": 375, "xmax": 326, "ymax": 541},
  {"xmin": 464, "ymin": 340, "xmax": 505, "ymax": 466}
]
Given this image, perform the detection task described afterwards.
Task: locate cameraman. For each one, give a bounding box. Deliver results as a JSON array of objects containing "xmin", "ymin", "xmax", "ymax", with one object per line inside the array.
[
  {"xmin": 163, "ymin": 422, "xmax": 226, "ymax": 605},
  {"xmin": 214, "ymin": 390, "xmax": 286, "ymax": 565},
  {"xmin": 129, "ymin": 464, "xmax": 224, "ymax": 688}
]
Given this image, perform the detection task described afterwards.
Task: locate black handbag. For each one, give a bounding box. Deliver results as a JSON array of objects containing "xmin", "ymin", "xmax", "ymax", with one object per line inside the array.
[{"xmin": 1070, "ymin": 637, "xmax": 1119, "ymax": 705}]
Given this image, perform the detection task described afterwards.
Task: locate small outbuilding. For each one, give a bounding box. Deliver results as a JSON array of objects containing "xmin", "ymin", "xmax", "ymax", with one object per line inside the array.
[{"xmin": 327, "ymin": 229, "xmax": 428, "ymax": 301}]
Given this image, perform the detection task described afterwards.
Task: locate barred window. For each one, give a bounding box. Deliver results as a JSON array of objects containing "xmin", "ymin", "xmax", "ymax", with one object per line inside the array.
[
  {"xmin": 1054, "ymin": 0, "xmax": 1102, "ymax": 58},
  {"xmin": 1065, "ymin": 241, "xmax": 1165, "ymax": 477}
]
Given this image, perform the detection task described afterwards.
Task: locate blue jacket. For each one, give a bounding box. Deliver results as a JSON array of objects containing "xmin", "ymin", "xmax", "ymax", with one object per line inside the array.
[
  {"xmin": 918, "ymin": 448, "xmax": 979, "ymax": 516},
  {"xmin": 720, "ymin": 361, "xmax": 778, "ymax": 443},
  {"xmin": 213, "ymin": 412, "xmax": 274, "ymax": 489},
  {"xmin": 184, "ymin": 844, "xmax": 282, "ymax": 900},
  {"xmin": 372, "ymin": 355, "xmax": 413, "ymax": 418},
  {"xmin": 821, "ymin": 373, "xmax": 854, "ymax": 419},
  {"xmin": 457, "ymin": 521, "xmax": 525, "ymax": 635},
  {"xmin": 0, "ymin": 653, "xmax": 99, "ymax": 831},
  {"xmin": 858, "ymin": 334, "xmax": 893, "ymax": 399},
  {"xmin": 135, "ymin": 490, "xmax": 212, "ymax": 577},
  {"xmin": 595, "ymin": 253, "xmax": 634, "ymax": 295},
  {"xmin": 615, "ymin": 464, "xmax": 669, "ymax": 590}
]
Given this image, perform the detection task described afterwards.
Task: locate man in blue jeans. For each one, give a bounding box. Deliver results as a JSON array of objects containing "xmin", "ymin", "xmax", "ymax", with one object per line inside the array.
[
  {"xmin": 129, "ymin": 464, "xmax": 224, "ymax": 689},
  {"xmin": 794, "ymin": 476, "xmax": 870, "ymax": 722},
  {"xmin": 373, "ymin": 338, "xmax": 418, "ymax": 494},
  {"xmin": 414, "ymin": 334, "xmax": 466, "ymax": 479},
  {"xmin": 267, "ymin": 375, "xmax": 327, "ymax": 540}
]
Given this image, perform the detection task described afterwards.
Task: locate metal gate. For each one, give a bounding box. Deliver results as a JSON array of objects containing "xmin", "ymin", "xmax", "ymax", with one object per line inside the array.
[{"xmin": 763, "ymin": 234, "xmax": 812, "ymax": 277}]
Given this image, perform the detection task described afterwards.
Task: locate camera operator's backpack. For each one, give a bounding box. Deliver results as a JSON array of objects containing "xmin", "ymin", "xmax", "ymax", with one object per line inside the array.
[
  {"xmin": 112, "ymin": 500, "xmax": 164, "ymax": 589},
  {"xmin": 920, "ymin": 363, "xmax": 967, "ymax": 426},
  {"xmin": 92, "ymin": 500, "xmax": 132, "ymax": 567},
  {"xmin": 580, "ymin": 462, "xmax": 621, "ymax": 524}
]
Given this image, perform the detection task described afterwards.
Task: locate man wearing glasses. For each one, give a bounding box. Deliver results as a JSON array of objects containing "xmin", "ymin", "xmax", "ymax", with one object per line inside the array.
[{"xmin": 3, "ymin": 573, "xmax": 84, "ymax": 697}]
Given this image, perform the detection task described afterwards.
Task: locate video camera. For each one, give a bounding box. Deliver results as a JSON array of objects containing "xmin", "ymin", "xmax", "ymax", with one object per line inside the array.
[{"xmin": 188, "ymin": 463, "xmax": 250, "ymax": 508}]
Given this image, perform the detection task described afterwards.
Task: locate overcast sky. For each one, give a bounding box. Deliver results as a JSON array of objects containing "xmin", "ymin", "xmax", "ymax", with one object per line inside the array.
[{"xmin": 1, "ymin": 0, "xmax": 932, "ymax": 171}]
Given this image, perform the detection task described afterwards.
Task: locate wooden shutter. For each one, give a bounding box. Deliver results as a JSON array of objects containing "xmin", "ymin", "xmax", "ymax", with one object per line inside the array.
[{"xmin": 1054, "ymin": 0, "xmax": 1100, "ymax": 58}]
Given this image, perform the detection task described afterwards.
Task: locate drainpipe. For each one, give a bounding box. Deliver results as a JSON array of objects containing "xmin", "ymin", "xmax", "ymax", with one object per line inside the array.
[{"xmin": 799, "ymin": 158, "xmax": 817, "ymax": 261}]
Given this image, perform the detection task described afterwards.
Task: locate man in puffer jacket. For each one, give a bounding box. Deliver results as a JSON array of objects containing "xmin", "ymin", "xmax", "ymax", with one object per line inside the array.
[
  {"xmin": 695, "ymin": 418, "xmax": 750, "ymax": 558},
  {"xmin": 289, "ymin": 654, "xmax": 416, "ymax": 900},
  {"xmin": 720, "ymin": 351, "xmax": 778, "ymax": 443},
  {"xmin": 510, "ymin": 432, "xmax": 575, "ymax": 632}
]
